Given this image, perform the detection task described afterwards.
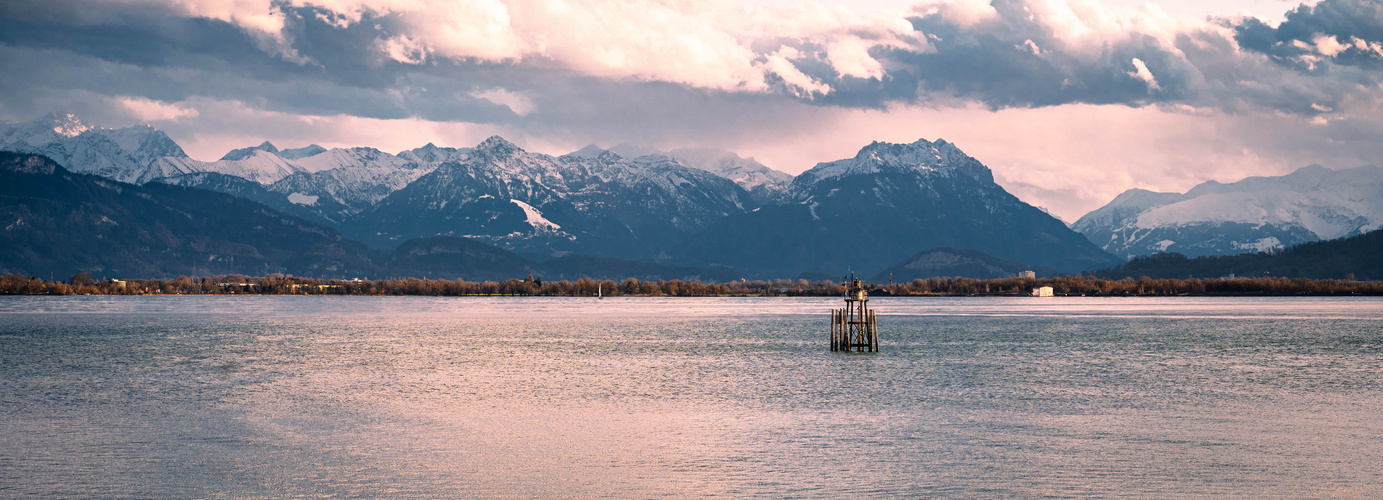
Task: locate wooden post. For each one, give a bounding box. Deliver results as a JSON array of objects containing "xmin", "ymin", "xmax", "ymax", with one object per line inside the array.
[
  {"xmin": 830, "ymin": 309, "xmax": 837, "ymax": 351},
  {"xmin": 831, "ymin": 275, "xmax": 879, "ymax": 353}
]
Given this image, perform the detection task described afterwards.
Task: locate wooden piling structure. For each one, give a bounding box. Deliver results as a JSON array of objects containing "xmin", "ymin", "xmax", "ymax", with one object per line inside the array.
[{"xmin": 831, "ymin": 276, "xmax": 878, "ymax": 352}]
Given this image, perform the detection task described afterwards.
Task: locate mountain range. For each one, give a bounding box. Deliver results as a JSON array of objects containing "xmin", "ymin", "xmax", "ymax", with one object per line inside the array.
[
  {"xmin": 0, "ymin": 152, "xmax": 741, "ymax": 282},
  {"xmin": 1074, "ymin": 165, "xmax": 1383, "ymax": 259},
  {"xmin": 6, "ymin": 112, "xmax": 1379, "ymax": 281},
  {"xmin": 343, "ymin": 137, "xmax": 756, "ymax": 259}
]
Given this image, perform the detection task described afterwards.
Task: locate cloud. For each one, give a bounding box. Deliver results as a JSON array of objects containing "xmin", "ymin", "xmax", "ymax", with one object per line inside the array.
[
  {"xmin": 376, "ymin": 34, "xmax": 428, "ymax": 65},
  {"xmin": 1128, "ymin": 57, "xmax": 1161, "ymax": 91},
  {"xmin": 9, "ymin": 0, "xmax": 1381, "ymax": 117},
  {"xmin": 471, "ymin": 88, "xmax": 534, "ymax": 116},
  {"xmin": 118, "ymin": 96, "xmax": 200, "ymax": 121},
  {"xmin": 1232, "ymin": 0, "xmax": 1383, "ymax": 72},
  {"xmin": 761, "ymin": 46, "xmax": 833, "ymax": 97}
]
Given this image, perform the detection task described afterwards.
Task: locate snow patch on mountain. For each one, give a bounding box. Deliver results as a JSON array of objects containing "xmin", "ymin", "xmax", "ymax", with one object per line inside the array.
[
  {"xmin": 510, "ymin": 199, "xmax": 561, "ymax": 232},
  {"xmin": 1236, "ymin": 236, "xmax": 1281, "ymax": 253},
  {"xmin": 288, "ymin": 193, "xmax": 319, "ymax": 205}
]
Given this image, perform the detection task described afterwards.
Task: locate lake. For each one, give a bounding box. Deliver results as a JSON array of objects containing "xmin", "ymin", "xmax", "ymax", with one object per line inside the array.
[{"xmin": 2, "ymin": 296, "xmax": 1381, "ymax": 497}]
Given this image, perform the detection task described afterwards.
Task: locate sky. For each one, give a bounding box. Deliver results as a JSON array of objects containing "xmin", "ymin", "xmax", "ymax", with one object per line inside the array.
[{"xmin": 3, "ymin": 0, "xmax": 1380, "ymax": 221}]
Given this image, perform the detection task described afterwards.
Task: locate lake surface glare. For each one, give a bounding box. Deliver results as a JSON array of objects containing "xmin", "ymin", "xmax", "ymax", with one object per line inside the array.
[{"xmin": 2, "ymin": 296, "xmax": 1381, "ymax": 498}]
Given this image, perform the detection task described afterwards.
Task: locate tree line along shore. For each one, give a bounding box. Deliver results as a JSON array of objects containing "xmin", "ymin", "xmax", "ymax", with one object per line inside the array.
[{"xmin": 3, "ymin": 272, "xmax": 1380, "ymax": 297}]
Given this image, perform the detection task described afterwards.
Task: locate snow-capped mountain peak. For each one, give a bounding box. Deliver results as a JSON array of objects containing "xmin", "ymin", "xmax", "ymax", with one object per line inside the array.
[
  {"xmin": 0, "ymin": 113, "xmax": 188, "ymax": 184},
  {"xmin": 794, "ymin": 138, "xmax": 992, "ymax": 192},
  {"xmin": 221, "ymin": 141, "xmax": 279, "ymax": 161},
  {"xmin": 474, "ymin": 136, "xmax": 521, "ymax": 156},
  {"xmin": 45, "ymin": 112, "xmax": 91, "ymax": 139},
  {"xmin": 567, "ymin": 144, "xmax": 608, "ymax": 159},
  {"xmin": 398, "ymin": 143, "xmax": 469, "ymax": 165}
]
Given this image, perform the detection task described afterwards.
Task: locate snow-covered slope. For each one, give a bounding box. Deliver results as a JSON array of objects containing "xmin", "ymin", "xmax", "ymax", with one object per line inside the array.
[
  {"xmin": 571, "ymin": 144, "xmax": 792, "ymax": 202},
  {"xmin": 268, "ymin": 148, "xmax": 436, "ymax": 219},
  {"xmin": 1073, "ymin": 165, "xmax": 1383, "ymax": 259},
  {"xmin": 0, "ymin": 112, "xmax": 91, "ymax": 147},
  {"xmin": 155, "ymin": 149, "xmax": 304, "ymax": 184},
  {"xmin": 0, "ymin": 113, "xmax": 190, "ymax": 184}
]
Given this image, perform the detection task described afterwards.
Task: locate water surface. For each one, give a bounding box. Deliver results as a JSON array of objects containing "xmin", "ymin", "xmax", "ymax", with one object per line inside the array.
[{"xmin": 2, "ymin": 296, "xmax": 1380, "ymax": 497}]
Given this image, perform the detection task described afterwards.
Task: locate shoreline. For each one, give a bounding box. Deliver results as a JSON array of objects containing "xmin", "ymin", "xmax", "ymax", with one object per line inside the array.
[{"xmin": 4, "ymin": 273, "xmax": 1381, "ymax": 297}]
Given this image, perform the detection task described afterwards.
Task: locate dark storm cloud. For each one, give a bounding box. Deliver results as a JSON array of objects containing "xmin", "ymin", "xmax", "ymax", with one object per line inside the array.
[
  {"xmin": 783, "ymin": 0, "xmax": 1383, "ymax": 115},
  {"xmin": 0, "ymin": 0, "xmax": 529, "ymax": 123},
  {"xmin": 4, "ymin": 0, "xmax": 1383, "ymax": 133},
  {"xmin": 1234, "ymin": 0, "xmax": 1383, "ymax": 71}
]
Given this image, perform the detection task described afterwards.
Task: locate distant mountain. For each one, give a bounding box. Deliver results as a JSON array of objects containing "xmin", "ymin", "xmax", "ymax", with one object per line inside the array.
[
  {"xmin": 348, "ymin": 136, "xmax": 756, "ymax": 259},
  {"xmin": 220, "ymin": 141, "xmax": 280, "ymax": 161},
  {"xmin": 0, "ymin": 152, "xmax": 380, "ymax": 279},
  {"xmin": 156, "ymin": 143, "xmax": 458, "ymax": 223},
  {"xmin": 217, "ymin": 141, "xmax": 327, "ymax": 162},
  {"xmin": 671, "ymin": 138, "xmax": 1124, "ymax": 278},
  {"xmin": 397, "ymin": 143, "xmax": 469, "ymax": 165},
  {"xmin": 870, "ymin": 247, "xmax": 1060, "ymax": 281},
  {"xmin": 1090, "ymin": 229, "xmax": 1383, "ymax": 280},
  {"xmin": 265, "ymin": 147, "xmax": 438, "ymax": 219},
  {"xmin": 0, "ymin": 113, "xmax": 189, "ymax": 184},
  {"xmin": 1073, "ymin": 165, "xmax": 1383, "ymax": 259},
  {"xmin": 571, "ymin": 144, "xmax": 792, "ymax": 202},
  {"xmin": 154, "ymin": 149, "xmax": 302, "ymax": 184},
  {"xmin": 6, "ymin": 114, "xmax": 1171, "ymax": 282}
]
